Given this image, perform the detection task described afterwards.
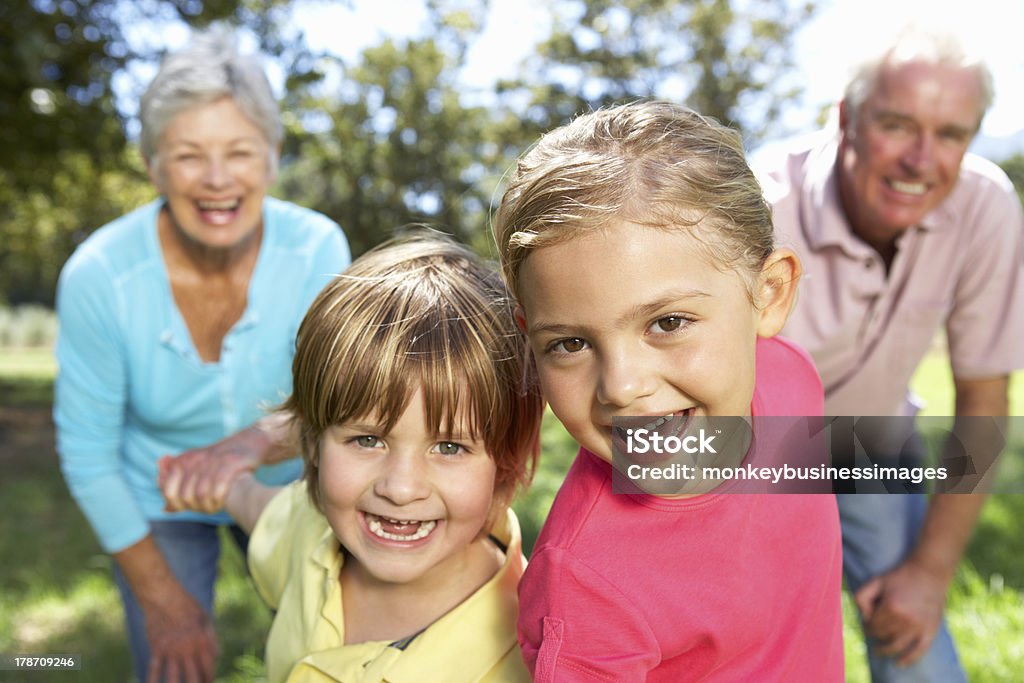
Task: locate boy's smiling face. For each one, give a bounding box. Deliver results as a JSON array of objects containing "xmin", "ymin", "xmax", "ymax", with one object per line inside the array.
[
  {"xmin": 516, "ymin": 221, "xmax": 790, "ymax": 464},
  {"xmin": 318, "ymin": 385, "xmax": 498, "ymax": 589}
]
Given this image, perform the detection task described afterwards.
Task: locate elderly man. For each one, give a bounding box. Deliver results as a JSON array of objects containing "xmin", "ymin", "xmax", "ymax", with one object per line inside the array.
[{"xmin": 760, "ymin": 30, "xmax": 1024, "ymax": 682}]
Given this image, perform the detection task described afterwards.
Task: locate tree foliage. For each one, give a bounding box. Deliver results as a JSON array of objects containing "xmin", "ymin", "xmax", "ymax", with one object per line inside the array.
[
  {"xmin": 999, "ymin": 154, "xmax": 1024, "ymax": 207},
  {"xmin": 1, "ymin": 0, "xmax": 814, "ymax": 305},
  {"xmin": 498, "ymin": 0, "xmax": 815, "ymax": 143}
]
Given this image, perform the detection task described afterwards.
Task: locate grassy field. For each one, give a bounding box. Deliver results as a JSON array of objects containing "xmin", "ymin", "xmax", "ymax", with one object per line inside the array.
[{"xmin": 0, "ymin": 347, "xmax": 1021, "ymax": 682}]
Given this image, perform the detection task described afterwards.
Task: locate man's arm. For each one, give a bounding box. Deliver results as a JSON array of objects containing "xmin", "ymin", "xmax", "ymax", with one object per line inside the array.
[{"xmin": 856, "ymin": 375, "xmax": 1007, "ymax": 666}]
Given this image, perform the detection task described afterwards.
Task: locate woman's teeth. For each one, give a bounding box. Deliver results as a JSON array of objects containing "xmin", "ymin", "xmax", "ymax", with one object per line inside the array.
[
  {"xmin": 367, "ymin": 515, "xmax": 437, "ymax": 542},
  {"xmin": 197, "ymin": 199, "xmax": 240, "ymax": 210}
]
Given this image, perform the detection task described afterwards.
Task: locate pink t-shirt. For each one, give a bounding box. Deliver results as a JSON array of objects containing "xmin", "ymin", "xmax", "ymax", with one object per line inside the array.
[
  {"xmin": 761, "ymin": 134, "xmax": 1024, "ymax": 416},
  {"xmin": 518, "ymin": 337, "xmax": 844, "ymax": 682}
]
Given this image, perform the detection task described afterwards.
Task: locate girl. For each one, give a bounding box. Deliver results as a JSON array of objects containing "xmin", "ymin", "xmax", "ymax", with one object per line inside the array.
[
  {"xmin": 161, "ymin": 235, "xmax": 543, "ymax": 682},
  {"xmin": 494, "ymin": 101, "xmax": 845, "ymax": 681}
]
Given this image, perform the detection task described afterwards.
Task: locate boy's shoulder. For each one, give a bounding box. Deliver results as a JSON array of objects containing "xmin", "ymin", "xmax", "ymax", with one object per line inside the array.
[
  {"xmin": 754, "ymin": 336, "xmax": 823, "ymax": 416},
  {"xmin": 249, "ymin": 480, "xmax": 332, "ymax": 607}
]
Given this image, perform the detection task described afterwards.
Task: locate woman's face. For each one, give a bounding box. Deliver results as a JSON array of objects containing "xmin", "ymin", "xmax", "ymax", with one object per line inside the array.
[{"xmin": 149, "ymin": 97, "xmax": 275, "ymax": 251}]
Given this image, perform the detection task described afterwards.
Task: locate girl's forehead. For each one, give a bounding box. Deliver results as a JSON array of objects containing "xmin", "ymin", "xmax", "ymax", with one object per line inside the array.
[{"xmin": 517, "ymin": 223, "xmax": 757, "ymax": 318}]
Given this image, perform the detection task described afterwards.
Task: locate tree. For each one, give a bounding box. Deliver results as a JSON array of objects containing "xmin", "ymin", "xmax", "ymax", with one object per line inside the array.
[
  {"xmin": 999, "ymin": 154, "xmax": 1024, "ymax": 207},
  {"xmin": 277, "ymin": 1, "xmax": 504, "ymax": 256},
  {"xmin": 0, "ymin": 0, "xmax": 304, "ymax": 305},
  {"xmin": 499, "ymin": 0, "xmax": 816, "ymax": 143}
]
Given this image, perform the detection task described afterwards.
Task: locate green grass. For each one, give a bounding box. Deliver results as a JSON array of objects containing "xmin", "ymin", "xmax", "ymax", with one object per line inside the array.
[
  {"xmin": 0, "ymin": 347, "xmax": 56, "ymax": 379},
  {"xmin": 1, "ymin": 347, "xmax": 1021, "ymax": 681}
]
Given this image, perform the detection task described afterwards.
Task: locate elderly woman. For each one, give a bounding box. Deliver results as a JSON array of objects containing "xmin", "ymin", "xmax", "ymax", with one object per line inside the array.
[{"xmin": 54, "ymin": 29, "xmax": 349, "ymax": 682}]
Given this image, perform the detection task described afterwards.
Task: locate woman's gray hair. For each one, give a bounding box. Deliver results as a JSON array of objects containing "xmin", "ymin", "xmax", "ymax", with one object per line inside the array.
[
  {"xmin": 843, "ymin": 27, "xmax": 993, "ymax": 131},
  {"xmin": 139, "ymin": 25, "xmax": 282, "ymax": 171}
]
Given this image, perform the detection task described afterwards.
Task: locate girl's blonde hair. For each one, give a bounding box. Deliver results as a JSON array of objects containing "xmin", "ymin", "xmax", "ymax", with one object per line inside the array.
[
  {"xmin": 284, "ymin": 234, "xmax": 542, "ymax": 514},
  {"xmin": 493, "ymin": 100, "xmax": 774, "ymax": 299}
]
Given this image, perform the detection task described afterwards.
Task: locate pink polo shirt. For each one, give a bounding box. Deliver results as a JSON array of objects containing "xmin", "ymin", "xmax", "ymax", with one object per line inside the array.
[{"xmin": 761, "ymin": 134, "xmax": 1024, "ymax": 416}]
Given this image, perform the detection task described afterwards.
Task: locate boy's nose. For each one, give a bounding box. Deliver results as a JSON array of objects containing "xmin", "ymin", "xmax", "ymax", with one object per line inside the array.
[
  {"xmin": 373, "ymin": 452, "xmax": 431, "ymax": 505},
  {"xmin": 596, "ymin": 351, "xmax": 656, "ymax": 408}
]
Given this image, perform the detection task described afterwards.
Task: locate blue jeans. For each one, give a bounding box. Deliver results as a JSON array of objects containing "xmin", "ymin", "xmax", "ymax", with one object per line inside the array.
[
  {"xmin": 837, "ymin": 493, "xmax": 966, "ymax": 682},
  {"xmin": 112, "ymin": 521, "xmax": 247, "ymax": 683}
]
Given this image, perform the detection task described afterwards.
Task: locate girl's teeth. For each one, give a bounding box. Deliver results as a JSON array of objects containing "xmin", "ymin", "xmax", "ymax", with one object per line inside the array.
[
  {"xmin": 642, "ymin": 412, "xmax": 677, "ymax": 431},
  {"xmin": 367, "ymin": 516, "xmax": 437, "ymax": 542}
]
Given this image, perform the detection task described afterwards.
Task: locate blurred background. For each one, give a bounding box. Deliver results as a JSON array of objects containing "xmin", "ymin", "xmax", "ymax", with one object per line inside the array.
[{"xmin": 1, "ymin": 0, "xmax": 1022, "ymax": 680}]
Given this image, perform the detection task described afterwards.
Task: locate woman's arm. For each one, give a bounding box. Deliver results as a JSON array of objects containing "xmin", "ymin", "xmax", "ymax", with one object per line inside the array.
[{"xmin": 159, "ymin": 411, "xmax": 297, "ymax": 514}]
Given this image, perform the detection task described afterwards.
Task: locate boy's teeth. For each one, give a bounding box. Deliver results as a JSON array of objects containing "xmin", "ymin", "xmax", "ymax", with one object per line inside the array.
[{"xmin": 367, "ymin": 515, "xmax": 437, "ymax": 542}]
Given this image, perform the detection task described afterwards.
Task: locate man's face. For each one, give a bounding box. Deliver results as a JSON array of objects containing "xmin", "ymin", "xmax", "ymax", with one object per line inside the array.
[{"xmin": 838, "ymin": 60, "xmax": 982, "ymax": 243}]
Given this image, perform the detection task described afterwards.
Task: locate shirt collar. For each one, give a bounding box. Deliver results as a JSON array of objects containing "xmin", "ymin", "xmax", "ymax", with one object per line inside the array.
[{"xmin": 297, "ymin": 508, "xmax": 525, "ymax": 683}]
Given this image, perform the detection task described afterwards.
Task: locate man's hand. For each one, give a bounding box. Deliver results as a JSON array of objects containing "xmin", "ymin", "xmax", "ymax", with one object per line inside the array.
[
  {"xmin": 855, "ymin": 559, "xmax": 947, "ymax": 667},
  {"xmin": 142, "ymin": 583, "xmax": 219, "ymax": 683}
]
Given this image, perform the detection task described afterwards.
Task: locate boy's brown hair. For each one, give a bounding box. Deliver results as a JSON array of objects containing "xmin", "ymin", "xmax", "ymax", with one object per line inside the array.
[{"xmin": 284, "ymin": 234, "xmax": 543, "ymax": 517}]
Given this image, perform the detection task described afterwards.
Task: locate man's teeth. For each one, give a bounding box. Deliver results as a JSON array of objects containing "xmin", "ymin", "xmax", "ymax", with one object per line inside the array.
[
  {"xmin": 198, "ymin": 199, "xmax": 239, "ymax": 210},
  {"xmin": 889, "ymin": 179, "xmax": 926, "ymax": 196},
  {"xmin": 367, "ymin": 516, "xmax": 437, "ymax": 542}
]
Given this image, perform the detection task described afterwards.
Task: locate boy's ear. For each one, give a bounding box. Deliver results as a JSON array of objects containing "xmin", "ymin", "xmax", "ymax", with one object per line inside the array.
[
  {"xmin": 755, "ymin": 248, "xmax": 801, "ymax": 338},
  {"xmin": 513, "ymin": 305, "xmax": 528, "ymax": 333}
]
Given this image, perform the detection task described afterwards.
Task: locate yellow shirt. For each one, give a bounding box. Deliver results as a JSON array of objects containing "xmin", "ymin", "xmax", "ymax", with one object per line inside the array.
[{"xmin": 249, "ymin": 481, "xmax": 530, "ymax": 683}]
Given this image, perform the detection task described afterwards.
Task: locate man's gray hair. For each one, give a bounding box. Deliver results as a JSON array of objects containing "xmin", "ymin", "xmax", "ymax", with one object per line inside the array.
[{"xmin": 843, "ymin": 27, "xmax": 993, "ymax": 131}]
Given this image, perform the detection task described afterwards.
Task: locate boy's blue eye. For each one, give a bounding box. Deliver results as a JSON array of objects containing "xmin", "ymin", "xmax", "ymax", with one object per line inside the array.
[
  {"xmin": 434, "ymin": 441, "xmax": 465, "ymax": 456},
  {"xmin": 354, "ymin": 435, "xmax": 381, "ymax": 448}
]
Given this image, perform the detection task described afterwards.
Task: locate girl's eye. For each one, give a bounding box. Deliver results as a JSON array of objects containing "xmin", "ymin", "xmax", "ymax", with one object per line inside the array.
[
  {"xmin": 353, "ymin": 435, "xmax": 382, "ymax": 448},
  {"xmin": 650, "ymin": 316, "xmax": 688, "ymax": 333},
  {"xmin": 433, "ymin": 441, "xmax": 465, "ymax": 457},
  {"xmin": 550, "ymin": 337, "xmax": 588, "ymax": 354}
]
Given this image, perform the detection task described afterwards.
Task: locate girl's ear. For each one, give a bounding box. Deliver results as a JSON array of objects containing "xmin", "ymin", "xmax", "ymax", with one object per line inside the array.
[
  {"xmin": 513, "ymin": 305, "xmax": 528, "ymax": 333},
  {"xmin": 755, "ymin": 248, "xmax": 802, "ymax": 338}
]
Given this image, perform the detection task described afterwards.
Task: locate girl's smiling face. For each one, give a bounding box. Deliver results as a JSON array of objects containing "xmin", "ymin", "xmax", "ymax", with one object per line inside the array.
[
  {"xmin": 516, "ymin": 220, "xmax": 797, "ymax": 464},
  {"xmin": 318, "ymin": 384, "xmax": 499, "ymax": 589}
]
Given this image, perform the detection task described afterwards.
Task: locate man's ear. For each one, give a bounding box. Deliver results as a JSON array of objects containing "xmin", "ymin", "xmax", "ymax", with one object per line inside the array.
[
  {"xmin": 755, "ymin": 248, "xmax": 801, "ymax": 338},
  {"xmin": 513, "ymin": 305, "xmax": 528, "ymax": 334}
]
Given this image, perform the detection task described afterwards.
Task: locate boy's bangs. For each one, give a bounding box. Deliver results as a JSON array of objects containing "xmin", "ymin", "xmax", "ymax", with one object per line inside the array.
[{"xmin": 320, "ymin": 292, "xmax": 499, "ymax": 443}]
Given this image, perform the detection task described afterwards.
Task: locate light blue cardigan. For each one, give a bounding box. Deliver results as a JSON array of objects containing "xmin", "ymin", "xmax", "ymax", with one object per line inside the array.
[{"xmin": 54, "ymin": 197, "xmax": 350, "ymax": 552}]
